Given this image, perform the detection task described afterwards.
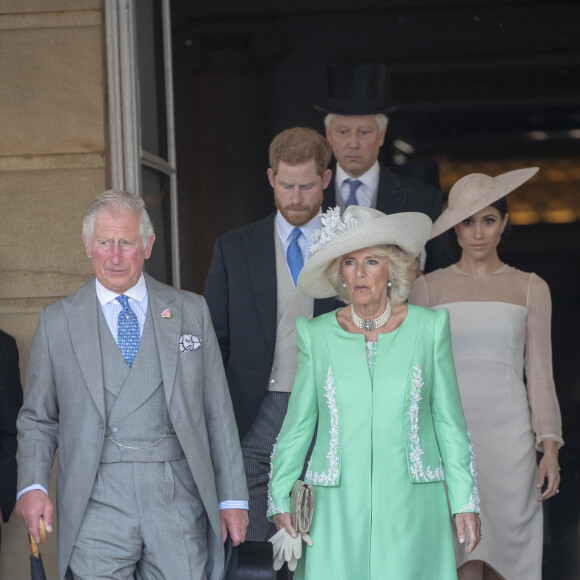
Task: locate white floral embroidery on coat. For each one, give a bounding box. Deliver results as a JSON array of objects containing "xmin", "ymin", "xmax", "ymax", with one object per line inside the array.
[
  {"xmin": 266, "ymin": 437, "xmax": 285, "ymax": 517},
  {"xmin": 305, "ymin": 367, "xmax": 340, "ymax": 486},
  {"xmin": 408, "ymin": 365, "xmax": 445, "ymax": 482},
  {"xmin": 459, "ymin": 434, "xmax": 480, "ymax": 513}
]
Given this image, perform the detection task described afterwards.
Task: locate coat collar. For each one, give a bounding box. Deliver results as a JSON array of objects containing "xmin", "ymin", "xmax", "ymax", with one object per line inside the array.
[
  {"xmin": 244, "ymin": 214, "xmax": 278, "ymax": 350},
  {"xmin": 323, "ymin": 162, "xmax": 408, "ymax": 215},
  {"xmin": 145, "ymin": 273, "xmax": 181, "ymax": 405},
  {"xmin": 63, "ymin": 278, "xmax": 106, "ymax": 419}
]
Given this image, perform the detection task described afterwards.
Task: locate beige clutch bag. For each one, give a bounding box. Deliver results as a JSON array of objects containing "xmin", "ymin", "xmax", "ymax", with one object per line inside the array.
[{"xmin": 290, "ymin": 480, "xmax": 314, "ymax": 533}]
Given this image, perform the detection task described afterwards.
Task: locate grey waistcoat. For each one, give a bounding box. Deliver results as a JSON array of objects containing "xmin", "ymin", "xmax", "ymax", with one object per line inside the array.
[
  {"xmin": 267, "ymin": 232, "xmax": 314, "ymax": 392},
  {"xmin": 98, "ymin": 305, "xmax": 185, "ymax": 463}
]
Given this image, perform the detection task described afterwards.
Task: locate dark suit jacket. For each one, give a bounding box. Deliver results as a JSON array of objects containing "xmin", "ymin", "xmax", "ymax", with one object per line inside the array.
[
  {"xmin": 0, "ymin": 330, "xmax": 22, "ymax": 524},
  {"xmin": 323, "ymin": 163, "xmax": 453, "ymax": 273},
  {"xmin": 204, "ymin": 213, "xmax": 337, "ymax": 437}
]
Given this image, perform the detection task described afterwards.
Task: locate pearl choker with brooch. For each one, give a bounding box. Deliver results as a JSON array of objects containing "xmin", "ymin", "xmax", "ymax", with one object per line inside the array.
[{"xmin": 351, "ymin": 299, "xmax": 392, "ymax": 332}]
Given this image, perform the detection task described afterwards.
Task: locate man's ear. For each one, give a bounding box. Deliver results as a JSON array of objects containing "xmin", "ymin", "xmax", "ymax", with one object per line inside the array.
[
  {"xmin": 144, "ymin": 233, "xmax": 156, "ymax": 259},
  {"xmin": 82, "ymin": 235, "xmax": 92, "ymax": 259},
  {"xmin": 322, "ymin": 169, "xmax": 332, "ymax": 190},
  {"xmin": 267, "ymin": 168, "xmax": 276, "ymax": 189}
]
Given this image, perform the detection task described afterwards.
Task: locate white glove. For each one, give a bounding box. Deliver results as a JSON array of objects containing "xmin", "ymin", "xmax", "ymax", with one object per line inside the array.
[{"xmin": 269, "ymin": 527, "xmax": 313, "ymax": 571}]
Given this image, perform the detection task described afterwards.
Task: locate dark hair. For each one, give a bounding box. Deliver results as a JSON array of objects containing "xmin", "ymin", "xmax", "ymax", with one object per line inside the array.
[
  {"xmin": 491, "ymin": 196, "xmax": 511, "ymax": 240},
  {"xmin": 450, "ymin": 196, "xmax": 511, "ymax": 256}
]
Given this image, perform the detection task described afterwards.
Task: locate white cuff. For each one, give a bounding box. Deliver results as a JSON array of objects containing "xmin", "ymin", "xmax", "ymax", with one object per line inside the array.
[
  {"xmin": 17, "ymin": 484, "xmax": 49, "ymax": 500},
  {"xmin": 219, "ymin": 500, "xmax": 249, "ymax": 510}
]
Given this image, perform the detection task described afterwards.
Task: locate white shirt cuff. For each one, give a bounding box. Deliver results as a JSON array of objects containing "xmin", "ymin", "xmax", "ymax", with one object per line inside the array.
[
  {"xmin": 219, "ymin": 500, "xmax": 249, "ymax": 510},
  {"xmin": 17, "ymin": 484, "xmax": 49, "ymax": 500}
]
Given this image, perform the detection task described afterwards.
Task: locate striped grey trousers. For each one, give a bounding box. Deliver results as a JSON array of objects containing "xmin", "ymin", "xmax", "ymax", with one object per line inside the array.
[{"xmin": 241, "ymin": 391, "xmax": 291, "ymax": 542}]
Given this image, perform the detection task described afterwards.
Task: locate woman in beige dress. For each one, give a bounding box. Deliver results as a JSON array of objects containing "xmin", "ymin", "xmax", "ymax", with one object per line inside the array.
[{"xmin": 409, "ymin": 168, "xmax": 563, "ymax": 580}]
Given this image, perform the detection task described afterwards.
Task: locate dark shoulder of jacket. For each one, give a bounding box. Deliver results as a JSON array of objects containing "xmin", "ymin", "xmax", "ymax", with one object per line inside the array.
[
  {"xmin": 215, "ymin": 212, "xmax": 276, "ymax": 246},
  {"xmin": 383, "ymin": 165, "xmax": 441, "ymax": 197}
]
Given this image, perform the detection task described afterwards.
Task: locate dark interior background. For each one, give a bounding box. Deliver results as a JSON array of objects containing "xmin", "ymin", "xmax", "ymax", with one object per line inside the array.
[{"xmin": 170, "ymin": 2, "xmax": 580, "ymax": 578}]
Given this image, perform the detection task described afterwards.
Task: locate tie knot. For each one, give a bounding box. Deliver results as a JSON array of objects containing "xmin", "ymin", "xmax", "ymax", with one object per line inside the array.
[
  {"xmin": 348, "ymin": 179, "xmax": 362, "ymax": 192},
  {"xmin": 291, "ymin": 227, "xmax": 302, "ymax": 242},
  {"xmin": 116, "ymin": 295, "xmax": 130, "ymax": 309}
]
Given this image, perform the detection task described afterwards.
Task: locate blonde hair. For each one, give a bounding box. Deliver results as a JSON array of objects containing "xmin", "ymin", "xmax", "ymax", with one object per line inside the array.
[{"xmin": 324, "ymin": 244, "xmax": 417, "ymax": 305}]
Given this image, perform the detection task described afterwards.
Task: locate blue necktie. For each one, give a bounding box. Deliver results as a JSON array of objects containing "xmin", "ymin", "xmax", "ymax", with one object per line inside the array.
[
  {"xmin": 286, "ymin": 228, "xmax": 303, "ymax": 287},
  {"xmin": 116, "ymin": 295, "xmax": 140, "ymax": 367},
  {"xmin": 345, "ymin": 179, "xmax": 362, "ymax": 207}
]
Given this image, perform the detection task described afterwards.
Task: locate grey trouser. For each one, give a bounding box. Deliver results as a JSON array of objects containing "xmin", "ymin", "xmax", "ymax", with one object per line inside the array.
[{"xmin": 69, "ymin": 459, "xmax": 208, "ymax": 580}]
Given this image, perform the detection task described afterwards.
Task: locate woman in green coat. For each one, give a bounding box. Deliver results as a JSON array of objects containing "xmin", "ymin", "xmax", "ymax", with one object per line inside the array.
[{"xmin": 268, "ymin": 206, "xmax": 481, "ymax": 579}]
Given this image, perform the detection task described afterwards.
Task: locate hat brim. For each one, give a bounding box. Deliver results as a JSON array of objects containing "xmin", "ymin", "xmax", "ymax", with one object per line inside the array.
[
  {"xmin": 314, "ymin": 103, "xmax": 397, "ymax": 116},
  {"xmin": 298, "ymin": 212, "xmax": 432, "ymax": 298},
  {"xmin": 429, "ymin": 167, "xmax": 539, "ymax": 240}
]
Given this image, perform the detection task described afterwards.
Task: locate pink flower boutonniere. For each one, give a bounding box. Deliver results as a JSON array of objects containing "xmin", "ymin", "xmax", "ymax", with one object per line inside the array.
[{"xmin": 161, "ymin": 308, "xmax": 172, "ymax": 319}]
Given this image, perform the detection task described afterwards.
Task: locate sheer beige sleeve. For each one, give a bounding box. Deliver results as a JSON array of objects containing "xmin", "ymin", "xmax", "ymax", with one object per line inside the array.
[
  {"xmin": 408, "ymin": 275, "xmax": 430, "ymax": 307},
  {"xmin": 524, "ymin": 273, "xmax": 564, "ymax": 451}
]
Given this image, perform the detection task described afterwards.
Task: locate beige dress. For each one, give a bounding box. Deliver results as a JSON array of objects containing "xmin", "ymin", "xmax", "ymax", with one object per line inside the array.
[{"xmin": 409, "ymin": 264, "xmax": 563, "ymax": 580}]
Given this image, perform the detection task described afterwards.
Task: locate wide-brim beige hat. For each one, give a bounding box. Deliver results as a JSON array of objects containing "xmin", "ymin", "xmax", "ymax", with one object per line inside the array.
[
  {"xmin": 298, "ymin": 206, "xmax": 432, "ymax": 298},
  {"xmin": 429, "ymin": 167, "xmax": 539, "ymax": 240}
]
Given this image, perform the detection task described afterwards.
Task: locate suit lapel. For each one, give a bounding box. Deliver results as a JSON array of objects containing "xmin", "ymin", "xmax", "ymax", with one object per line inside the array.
[
  {"xmin": 376, "ymin": 165, "xmax": 408, "ymax": 214},
  {"xmin": 324, "ymin": 163, "xmax": 408, "ymax": 215},
  {"xmin": 244, "ymin": 215, "xmax": 277, "ymax": 351},
  {"xmin": 322, "ymin": 172, "xmax": 337, "ymax": 211},
  {"xmin": 146, "ymin": 275, "xmax": 181, "ymax": 406},
  {"xmin": 63, "ymin": 279, "xmax": 106, "ymax": 420}
]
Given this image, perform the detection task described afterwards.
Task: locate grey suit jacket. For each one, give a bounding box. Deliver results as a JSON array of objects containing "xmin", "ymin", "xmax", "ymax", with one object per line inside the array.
[{"xmin": 17, "ymin": 274, "xmax": 247, "ymax": 580}]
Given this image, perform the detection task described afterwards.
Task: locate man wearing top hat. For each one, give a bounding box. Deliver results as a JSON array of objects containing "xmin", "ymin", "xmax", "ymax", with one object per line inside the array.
[{"xmin": 318, "ymin": 63, "xmax": 453, "ymax": 273}]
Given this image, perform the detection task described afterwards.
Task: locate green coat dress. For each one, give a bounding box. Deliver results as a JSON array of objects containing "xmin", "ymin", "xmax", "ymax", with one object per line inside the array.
[{"xmin": 268, "ymin": 305, "xmax": 479, "ymax": 580}]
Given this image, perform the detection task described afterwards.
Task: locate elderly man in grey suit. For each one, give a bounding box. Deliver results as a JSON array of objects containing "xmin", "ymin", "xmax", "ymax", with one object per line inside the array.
[{"xmin": 15, "ymin": 190, "xmax": 248, "ymax": 580}]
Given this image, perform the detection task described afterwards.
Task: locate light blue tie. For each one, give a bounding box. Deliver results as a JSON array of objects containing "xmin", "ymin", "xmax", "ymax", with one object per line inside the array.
[
  {"xmin": 286, "ymin": 227, "xmax": 303, "ymax": 287},
  {"xmin": 345, "ymin": 179, "xmax": 362, "ymax": 207},
  {"xmin": 116, "ymin": 295, "xmax": 140, "ymax": 367}
]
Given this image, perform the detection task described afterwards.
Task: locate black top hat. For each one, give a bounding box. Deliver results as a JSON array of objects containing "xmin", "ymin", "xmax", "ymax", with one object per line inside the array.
[
  {"xmin": 224, "ymin": 538, "xmax": 276, "ymax": 580},
  {"xmin": 315, "ymin": 63, "xmax": 396, "ymax": 116}
]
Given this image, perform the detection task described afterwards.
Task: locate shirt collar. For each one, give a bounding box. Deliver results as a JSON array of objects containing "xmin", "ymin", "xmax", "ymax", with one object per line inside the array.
[
  {"xmin": 275, "ymin": 210, "xmax": 323, "ymax": 247},
  {"xmin": 336, "ymin": 160, "xmax": 380, "ymax": 192},
  {"xmin": 95, "ymin": 273, "xmax": 147, "ymax": 306}
]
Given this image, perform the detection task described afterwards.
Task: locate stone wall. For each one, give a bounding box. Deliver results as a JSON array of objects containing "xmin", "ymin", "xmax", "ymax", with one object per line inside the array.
[{"xmin": 0, "ymin": 1, "xmax": 108, "ymax": 576}]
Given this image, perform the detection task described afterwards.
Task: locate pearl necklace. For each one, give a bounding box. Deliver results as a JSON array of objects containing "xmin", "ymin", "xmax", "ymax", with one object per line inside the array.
[{"xmin": 351, "ymin": 298, "xmax": 392, "ymax": 332}]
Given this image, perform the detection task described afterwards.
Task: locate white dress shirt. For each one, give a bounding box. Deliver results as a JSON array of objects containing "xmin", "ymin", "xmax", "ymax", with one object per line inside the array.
[
  {"xmin": 275, "ymin": 209, "xmax": 323, "ymax": 280},
  {"xmin": 335, "ymin": 161, "xmax": 381, "ymax": 210}
]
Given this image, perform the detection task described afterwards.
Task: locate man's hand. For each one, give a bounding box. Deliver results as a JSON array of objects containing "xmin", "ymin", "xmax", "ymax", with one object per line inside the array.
[
  {"xmin": 14, "ymin": 490, "xmax": 53, "ymax": 543},
  {"xmin": 220, "ymin": 508, "xmax": 249, "ymax": 546}
]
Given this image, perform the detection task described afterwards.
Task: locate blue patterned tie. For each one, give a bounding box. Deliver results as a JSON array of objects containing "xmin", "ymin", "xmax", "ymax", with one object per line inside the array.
[
  {"xmin": 345, "ymin": 179, "xmax": 362, "ymax": 207},
  {"xmin": 286, "ymin": 227, "xmax": 303, "ymax": 287},
  {"xmin": 116, "ymin": 295, "xmax": 140, "ymax": 367}
]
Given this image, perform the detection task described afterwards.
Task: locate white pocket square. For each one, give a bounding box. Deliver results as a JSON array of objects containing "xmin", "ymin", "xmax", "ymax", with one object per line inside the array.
[{"xmin": 179, "ymin": 334, "xmax": 201, "ymax": 352}]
